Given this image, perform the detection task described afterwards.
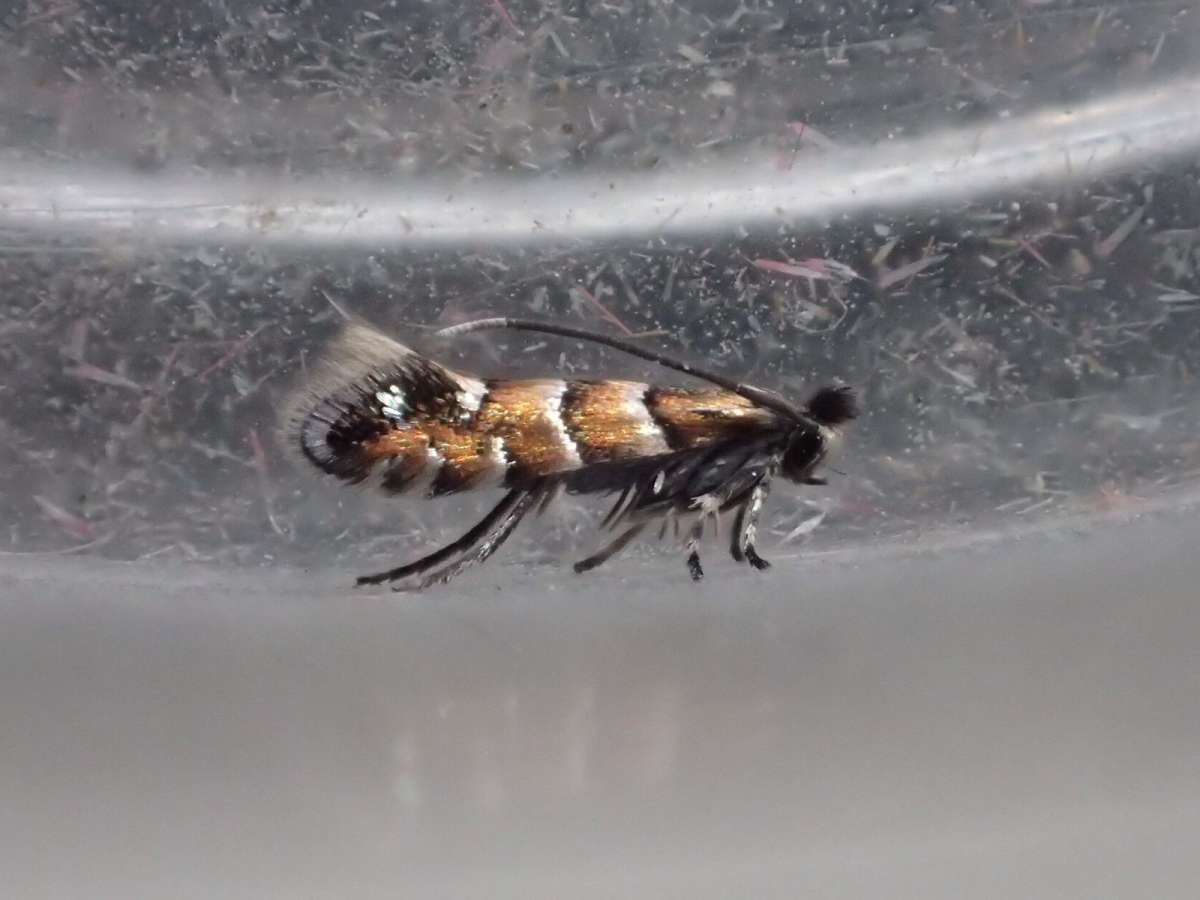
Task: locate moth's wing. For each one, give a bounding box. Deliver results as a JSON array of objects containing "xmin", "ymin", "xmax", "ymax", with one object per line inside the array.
[
  {"xmin": 281, "ymin": 323, "xmax": 486, "ymax": 494},
  {"xmin": 642, "ymin": 387, "xmax": 783, "ymax": 451}
]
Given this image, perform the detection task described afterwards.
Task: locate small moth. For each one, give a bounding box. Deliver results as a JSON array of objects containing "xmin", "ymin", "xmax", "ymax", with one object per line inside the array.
[{"xmin": 284, "ymin": 317, "xmax": 858, "ymax": 590}]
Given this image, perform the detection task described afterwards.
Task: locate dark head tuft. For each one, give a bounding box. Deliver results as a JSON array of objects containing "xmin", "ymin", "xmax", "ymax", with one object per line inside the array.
[{"xmin": 806, "ymin": 385, "xmax": 859, "ymax": 426}]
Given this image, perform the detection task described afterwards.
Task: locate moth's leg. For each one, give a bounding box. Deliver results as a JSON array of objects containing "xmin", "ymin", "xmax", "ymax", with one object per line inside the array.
[
  {"xmin": 657, "ymin": 509, "xmax": 675, "ymax": 540},
  {"xmin": 536, "ymin": 481, "xmax": 562, "ymax": 516},
  {"xmin": 574, "ymin": 522, "xmax": 647, "ymax": 574},
  {"xmin": 732, "ymin": 479, "xmax": 772, "ymax": 570},
  {"xmin": 730, "ymin": 500, "xmax": 748, "ymax": 563},
  {"xmin": 721, "ymin": 483, "xmax": 755, "ymax": 561},
  {"xmin": 684, "ymin": 514, "xmax": 707, "ymax": 581},
  {"xmin": 600, "ymin": 486, "xmax": 633, "ymax": 529},
  {"xmin": 355, "ymin": 488, "xmax": 526, "ymax": 587},
  {"xmin": 723, "ymin": 477, "xmax": 763, "ymax": 563},
  {"xmin": 407, "ymin": 487, "xmax": 544, "ymax": 591},
  {"xmin": 744, "ymin": 547, "xmax": 769, "ymax": 570}
]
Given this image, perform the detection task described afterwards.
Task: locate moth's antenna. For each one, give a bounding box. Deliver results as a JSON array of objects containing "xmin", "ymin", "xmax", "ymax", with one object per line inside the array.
[{"xmin": 435, "ymin": 317, "xmax": 809, "ymax": 422}]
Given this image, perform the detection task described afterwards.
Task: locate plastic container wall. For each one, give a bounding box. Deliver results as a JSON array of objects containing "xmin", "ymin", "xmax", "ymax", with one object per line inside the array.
[{"xmin": 2, "ymin": 2, "xmax": 1200, "ymax": 897}]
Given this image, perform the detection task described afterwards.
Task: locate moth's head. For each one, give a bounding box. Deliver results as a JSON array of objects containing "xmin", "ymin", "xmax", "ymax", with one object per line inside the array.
[{"xmin": 780, "ymin": 385, "xmax": 859, "ymax": 483}]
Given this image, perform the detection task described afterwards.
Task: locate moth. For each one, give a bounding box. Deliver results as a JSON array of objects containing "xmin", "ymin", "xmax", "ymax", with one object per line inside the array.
[{"xmin": 284, "ymin": 317, "xmax": 858, "ymax": 590}]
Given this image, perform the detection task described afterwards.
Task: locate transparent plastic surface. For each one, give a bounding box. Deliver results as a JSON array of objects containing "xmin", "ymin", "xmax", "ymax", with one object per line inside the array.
[{"xmin": 2, "ymin": 1, "xmax": 1200, "ymax": 896}]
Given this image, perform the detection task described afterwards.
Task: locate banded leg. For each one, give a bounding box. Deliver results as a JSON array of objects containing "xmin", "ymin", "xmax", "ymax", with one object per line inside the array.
[
  {"xmin": 355, "ymin": 488, "xmax": 528, "ymax": 587},
  {"xmin": 404, "ymin": 487, "xmax": 544, "ymax": 591},
  {"xmin": 574, "ymin": 522, "xmax": 647, "ymax": 574},
  {"xmin": 723, "ymin": 482, "xmax": 760, "ymax": 562},
  {"xmin": 730, "ymin": 479, "xmax": 772, "ymax": 570}
]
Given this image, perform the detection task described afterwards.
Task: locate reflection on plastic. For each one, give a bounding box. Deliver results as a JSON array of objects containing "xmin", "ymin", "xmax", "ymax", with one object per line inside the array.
[
  {"xmin": 2, "ymin": 499, "xmax": 1200, "ymax": 898},
  {"xmin": 2, "ymin": 79, "xmax": 1199, "ymax": 248}
]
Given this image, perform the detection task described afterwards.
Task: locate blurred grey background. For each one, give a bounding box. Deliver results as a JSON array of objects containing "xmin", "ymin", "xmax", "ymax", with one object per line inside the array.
[{"xmin": 4, "ymin": 498, "xmax": 1200, "ymax": 899}]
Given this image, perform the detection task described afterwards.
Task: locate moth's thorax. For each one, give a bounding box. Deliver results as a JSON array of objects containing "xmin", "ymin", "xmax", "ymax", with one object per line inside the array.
[
  {"xmin": 779, "ymin": 421, "xmax": 836, "ymax": 483},
  {"xmin": 820, "ymin": 424, "xmax": 845, "ymax": 460}
]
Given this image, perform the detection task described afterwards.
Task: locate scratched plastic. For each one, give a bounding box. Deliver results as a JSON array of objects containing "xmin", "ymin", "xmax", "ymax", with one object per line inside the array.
[{"xmin": 2, "ymin": 2, "xmax": 1200, "ymax": 897}]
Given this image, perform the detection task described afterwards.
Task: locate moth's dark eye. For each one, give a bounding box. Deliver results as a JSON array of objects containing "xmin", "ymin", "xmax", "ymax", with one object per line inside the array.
[{"xmin": 781, "ymin": 427, "xmax": 825, "ymax": 482}]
